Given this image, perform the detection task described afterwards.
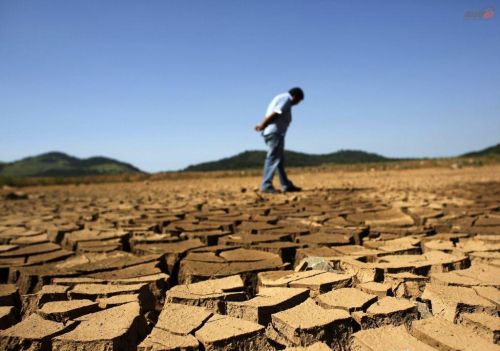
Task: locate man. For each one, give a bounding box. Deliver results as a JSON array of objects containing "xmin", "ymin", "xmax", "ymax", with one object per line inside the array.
[{"xmin": 255, "ymin": 87, "xmax": 304, "ymax": 193}]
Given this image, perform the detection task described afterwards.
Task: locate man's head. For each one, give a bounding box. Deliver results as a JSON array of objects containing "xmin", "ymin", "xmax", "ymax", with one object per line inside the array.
[{"xmin": 289, "ymin": 87, "xmax": 304, "ymax": 105}]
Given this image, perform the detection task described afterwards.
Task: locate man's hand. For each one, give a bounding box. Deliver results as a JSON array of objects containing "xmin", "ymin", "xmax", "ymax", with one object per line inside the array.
[
  {"xmin": 255, "ymin": 123, "xmax": 265, "ymax": 131},
  {"xmin": 255, "ymin": 112, "xmax": 277, "ymax": 132}
]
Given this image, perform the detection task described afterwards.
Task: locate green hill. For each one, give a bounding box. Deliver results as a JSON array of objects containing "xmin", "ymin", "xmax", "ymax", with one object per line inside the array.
[
  {"xmin": 461, "ymin": 143, "xmax": 500, "ymax": 157},
  {"xmin": 184, "ymin": 149, "xmax": 390, "ymax": 172},
  {"xmin": 0, "ymin": 152, "xmax": 143, "ymax": 178}
]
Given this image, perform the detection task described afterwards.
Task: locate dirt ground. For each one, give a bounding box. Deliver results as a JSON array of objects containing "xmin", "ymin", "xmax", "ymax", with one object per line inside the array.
[{"xmin": 0, "ymin": 165, "xmax": 499, "ymax": 350}]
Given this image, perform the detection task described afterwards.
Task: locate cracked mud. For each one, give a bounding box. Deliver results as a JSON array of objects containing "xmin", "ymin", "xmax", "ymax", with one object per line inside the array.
[{"xmin": 0, "ymin": 166, "xmax": 499, "ymax": 350}]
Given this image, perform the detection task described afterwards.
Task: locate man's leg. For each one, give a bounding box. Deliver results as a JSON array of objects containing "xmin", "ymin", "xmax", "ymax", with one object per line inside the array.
[
  {"xmin": 261, "ymin": 134, "xmax": 281, "ymax": 191},
  {"xmin": 275, "ymin": 135, "xmax": 293, "ymax": 190}
]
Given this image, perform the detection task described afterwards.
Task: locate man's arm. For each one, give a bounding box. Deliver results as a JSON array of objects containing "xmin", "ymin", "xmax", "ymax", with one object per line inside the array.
[{"xmin": 255, "ymin": 112, "xmax": 278, "ymax": 131}]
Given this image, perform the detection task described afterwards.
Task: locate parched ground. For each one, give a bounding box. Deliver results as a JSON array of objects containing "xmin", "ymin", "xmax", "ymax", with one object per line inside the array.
[{"xmin": 0, "ymin": 165, "xmax": 499, "ymax": 350}]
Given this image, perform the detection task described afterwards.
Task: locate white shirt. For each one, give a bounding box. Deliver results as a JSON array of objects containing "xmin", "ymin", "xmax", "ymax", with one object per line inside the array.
[{"xmin": 263, "ymin": 92, "xmax": 293, "ymax": 136}]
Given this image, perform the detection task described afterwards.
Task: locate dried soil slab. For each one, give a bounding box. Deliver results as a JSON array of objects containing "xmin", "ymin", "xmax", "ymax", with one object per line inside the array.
[
  {"xmin": 373, "ymin": 251, "xmax": 468, "ymax": 276},
  {"xmin": 384, "ymin": 272, "xmax": 428, "ymax": 298},
  {"xmin": 258, "ymin": 270, "xmax": 353, "ymax": 296},
  {"xmin": 37, "ymin": 299, "xmax": 99, "ymax": 322},
  {"xmin": 357, "ymin": 282, "xmax": 391, "ymax": 299},
  {"xmin": 137, "ymin": 303, "xmax": 207, "ymax": 350},
  {"xmin": 76, "ymin": 241, "xmax": 121, "ymax": 253},
  {"xmin": 421, "ymin": 283, "xmax": 497, "ymax": 322},
  {"xmin": 166, "ymin": 275, "xmax": 246, "ymax": 313},
  {"xmin": 411, "ymin": 316, "xmax": 499, "ymax": 351},
  {"xmin": 156, "ymin": 303, "xmax": 212, "ymax": 335},
  {"xmin": 175, "ymin": 221, "xmax": 230, "ymax": 233},
  {"xmin": 195, "ymin": 314, "xmax": 269, "ymax": 351},
  {"xmin": 12, "ymin": 258, "xmax": 88, "ymax": 293},
  {"xmin": 295, "ymin": 233, "xmax": 354, "ymax": 247},
  {"xmin": 237, "ymin": 222, "xmax": 285, "ymax": 234},
  {"xmin": 52, "ymin": 277, "xmax": 105, "ymax": 286},
  {"xmin": 470, "ymin": 251, "xmax": 500, "ymax": 266},
  {"xmin": 0, "ymin": 228, "xmax": 44, "ymax": 238},
  {"xmin": 474, "ymin": 286, "xmax": 500, "ymax": 308},
  {"xmin": 103, "ymin": 272, "xmax": 171, "ymax": 309},
  {"xmin": 287, "ymin": 272, "xmax": 353, "ymax": 295},
  {"xmin": 69, "ymin": 282, "xmax": 150, "ymax": 299},
  {"xmin": 0, "ymin": 242, "xmax": 61, "ymax": 258},
  {"xmin": 0, "ymin": 284, "xmax": 20, "ymax": 307},
  {"xmin": 0, "ymin": 228, "xmax": 38, "ymax": 244},
  {"xmin": 178, "ymin": 248, "xmax": 284, "ymax": 284},
  {"xmin": 196, "ymin": 219, "xmax": 236, "ymax": 232},
  {"xmin": 431, "ymin": 263, "xmax": 500, "ymax": 288},
  {"xmin": 52, "ymin": 302, "xmax": 148, "ymax": 351},
  {"xmin": 475, "ymin": 215, "xmax": 500, "ymax": 227},
  {"xmin": 129, "ymin": 232, "xmax": 180, "ymax": 248},
  {"xmin": 219, "ymin": 233, "xmax": 291, "ymax": 247},
  {"xmin": 0, "ymin": 257, "xmax": 24, "ymax": 266},
  {"xmin": 97, "ymin": 294, "xmax": 140, "ymax": 309},
  {"xmin": 461, "ymin": 313, "xmax": 500, "ymax": 344},
  {"xmin": 284, "ymin": 343, "xmax": 332, "ymax": 351},
  {"xmin": 268, "ymin": 299, "xmax": 353, "ymax": 349},
  {"xmin": 421, "ymin": 232, "xmax": 470, "ymax": 242},
  {"xmin": 371, "ymin": 227, "xmax": 428, "ymax": 239},
  {"xmin": 472, "ymin": 227, "xmax": 500, "ymax": 236},
  {"xmin": 24, "ymin": 249, "xmax": 74, "ymax": 266},
  {"xmin": 408, "ymin": 207, "xmax": 444, "ymax": 221},
  {"xmin": 352, "ymin": 297, "xmax": 419, "ymax": 329},
  {"xmin": 182, "ymin": 229, "xmax": 231, "ymax": 245},
  {"xmin": 473, "ymin": 235, "xmax": 500, "ymax": 243},
  {"xmin": 316, "ymin": 288, "xmax": 377, "ymax": 312},
  {"xmin": 455, "ymin": 239, "xmax": 500, "ymax": 255},
  {"xmin": 430, "ymin": 270, "xmax": 481, "ymax": 287},
  {"xmin": 10, "ymin": 233, "xmax": 49, "ymax": 246},
  {"xmin": 0, "ymin": 313, "xmax": 74, "ymax": 350},
  {"xmin": 347, "ymin": 208, "xmax": 414, "ymax": 227},
  {"xmin": 190, "ymin": 244, "xmax": 242, "ymax": 254},
  {"xmin": 133, "ymin": 239, "xmax": 206, "ymax": 273},
  {"xmin": 251, "ymin": 242, "xmax": 301, "ymax": 263},
  {"xmin": 0, "ymin": 306, "xmax": 18, "ymax": 330},
  {"xmin": 352, "ymin": 325, "xmax": 436, "ymax": 351},
  {"xmin": 0, "ymin": 245, "xmax": 18, "ymax": 254},
  {"xmin": 44, "ymin": 223, "xmax": 82, "ymax": 243},
  {"xmin": 263, "ymin": 227, "xmax": 310, "ymax": 241},
  {"xmin": 61, "ymin": 229, "xmax": 130, "ymax": 251},
  {"xmin": 422, "ymin": 239, "xmax": 455, "ymax": 253},
  {"xmin": 227, "ymin": 287, "xmax": 309, "ymax": 325},
  {"xmin": 339, "ymin": 258, "xmax": 384, "ymax": 284},
  {"xmin": 54, "ymin": 269, "xmax": 170, "ymax": 304},
  {"xmin": 138, "ymin": 327, "xmax": 200, "ymax": 351},
  {"xmin": 85, "ymin": 261, "xmax": 163, "ymax": 280},
  {"xmin": 318, "ymin": 226, "xmax": 369, "ymax": 245},
  {"xmin": 364, "ymin": 236, "xmax": 422, "ymax": 255},
  {"xmin": 328, "ymin": 245, "xmax": 381, "ymax": 259},
  {"xmin": 67, "ymin": 252, "xmax": 161, "ymax": 275},
  {"xmin": 103, "ymin": 272, "xmax": 170, "ymax": 286}
]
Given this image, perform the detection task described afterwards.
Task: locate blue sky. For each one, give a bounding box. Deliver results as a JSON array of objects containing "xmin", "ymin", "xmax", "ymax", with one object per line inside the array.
[{"xmin": 1, "ymin": 0, "xmax": 499, "ymax": 171}]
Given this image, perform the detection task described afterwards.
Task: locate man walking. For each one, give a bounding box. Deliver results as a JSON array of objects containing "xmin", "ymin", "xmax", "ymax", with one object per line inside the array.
[{"xmin": 255, "ymin": 87, "xmax": 304, "ymax": 193}]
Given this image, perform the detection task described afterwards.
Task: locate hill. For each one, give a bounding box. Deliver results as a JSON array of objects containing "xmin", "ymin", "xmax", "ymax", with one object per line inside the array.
[
  {"xmin": 184, "ymin": 149, "xmax": 390, "ymax": 172},
  {"xmin": 461, "ymin": 143, "xmax": 500, "ymax": 158},
  {"xmin": 0, "ymin": 152, "xmax": 143, "ymax": 178}
]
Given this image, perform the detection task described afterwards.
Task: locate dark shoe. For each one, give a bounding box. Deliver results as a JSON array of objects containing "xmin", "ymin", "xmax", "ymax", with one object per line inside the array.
[
  {"xmin": 283, "ymin": 185, "xmax": 302, "ymax": 192},
  {"xmin": 261, "ymin": 187, "xmax": 278, "ymax": 194}
]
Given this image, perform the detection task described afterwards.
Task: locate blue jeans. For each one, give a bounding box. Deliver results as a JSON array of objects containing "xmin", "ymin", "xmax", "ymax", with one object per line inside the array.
[{"xmin": 261, "ymin": 133, "xmax": 293, "ymax": 191}]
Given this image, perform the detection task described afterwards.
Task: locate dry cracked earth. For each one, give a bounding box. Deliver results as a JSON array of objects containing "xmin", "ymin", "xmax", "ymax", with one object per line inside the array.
[{"xmin": 0, "ymin": 166, "xmax": 499, "ymax": 351}]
